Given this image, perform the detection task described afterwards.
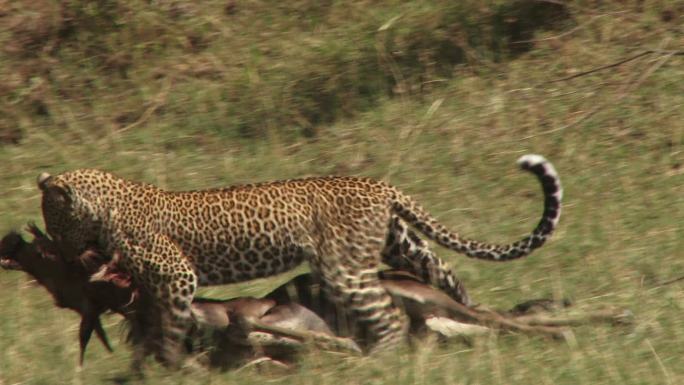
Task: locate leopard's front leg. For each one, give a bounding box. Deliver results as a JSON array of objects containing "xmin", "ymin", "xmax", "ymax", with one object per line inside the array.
[{"xmin": 113, "ymin": 232, "xmax": 197, "ymax": 369}]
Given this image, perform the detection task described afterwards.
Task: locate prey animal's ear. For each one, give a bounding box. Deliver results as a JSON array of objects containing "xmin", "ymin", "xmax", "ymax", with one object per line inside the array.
[
  {"xmin": 0, "ymin": 230, "xmax": 26, "ymax": 257},
  {"xmin": 37, "ymin": 172, "xmax": 52, "ymax": 191}
]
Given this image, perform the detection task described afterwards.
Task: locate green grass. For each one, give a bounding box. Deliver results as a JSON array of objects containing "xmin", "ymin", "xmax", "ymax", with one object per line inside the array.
[{"xmin": 1, "ymin": 0, "xmax": 683, "ymax": 384}]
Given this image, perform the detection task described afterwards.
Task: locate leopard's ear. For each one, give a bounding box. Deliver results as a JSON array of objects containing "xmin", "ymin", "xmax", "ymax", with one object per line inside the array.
[{"xmin": 37, "ymin": 172, "xmax": 52, "ymax": 191}]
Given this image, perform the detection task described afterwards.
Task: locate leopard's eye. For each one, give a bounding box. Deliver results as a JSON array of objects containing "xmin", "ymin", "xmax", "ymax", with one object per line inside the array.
[
  {"xmin": 49, "ymin": 185, "xmax": 72, "ymax": 206},
  {"xmin": 54, "ymin": 192, "xmax": 67, "ymax": 203}
]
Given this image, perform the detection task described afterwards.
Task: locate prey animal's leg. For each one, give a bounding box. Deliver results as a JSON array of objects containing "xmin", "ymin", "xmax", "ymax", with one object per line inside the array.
[
  {"xmin": 78, "ymin": 311, "xmax": 113, "ymax": 365},
  {"xmin": 382, "ymin": 216, "xmax": 471, "ymax": 306}
]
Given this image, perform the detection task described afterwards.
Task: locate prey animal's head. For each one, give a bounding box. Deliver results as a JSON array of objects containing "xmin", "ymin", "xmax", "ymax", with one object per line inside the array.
[{"xmin": 0, "ymin": 230, "xmax": 28, "ymax": 270}]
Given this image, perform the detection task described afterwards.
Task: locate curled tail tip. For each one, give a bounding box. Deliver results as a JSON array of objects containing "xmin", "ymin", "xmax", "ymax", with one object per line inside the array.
[
  {"xmin": 517, "ymin": 154, "xmax": 548, "ymax": 168},
  {"xmin": 517, "ymin": 154, "xmax": 559, "ymax": 178}
]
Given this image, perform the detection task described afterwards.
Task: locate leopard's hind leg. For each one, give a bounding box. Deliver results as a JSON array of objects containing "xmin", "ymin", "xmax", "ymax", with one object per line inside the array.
[
  {"xmin": 311, "ymin": 224, "xmax": 409, "ymax": 353},
  {"xmin": 314, "ymin": 262, "xmax": 409, "ymax": 351},
  {"xmin": 382, "ymin": 215, "xmax": 471, "ymax": 306}
]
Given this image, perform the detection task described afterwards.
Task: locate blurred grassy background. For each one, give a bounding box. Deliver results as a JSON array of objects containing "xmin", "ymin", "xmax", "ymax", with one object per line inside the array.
[{"xmin": 0, "ymin": 0, "xmax": 682, "ymax": 384}]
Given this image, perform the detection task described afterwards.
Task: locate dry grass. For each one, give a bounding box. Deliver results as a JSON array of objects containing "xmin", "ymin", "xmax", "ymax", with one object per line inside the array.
[{"xmin": 0, "ymin": 0, "xmax": 683, "ymax": 384}]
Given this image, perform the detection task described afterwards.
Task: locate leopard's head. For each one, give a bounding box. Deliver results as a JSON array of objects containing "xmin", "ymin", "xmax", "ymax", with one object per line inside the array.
[{"xmin": 37, "ymin": 170, "xmax": 103, "ymax": 255}]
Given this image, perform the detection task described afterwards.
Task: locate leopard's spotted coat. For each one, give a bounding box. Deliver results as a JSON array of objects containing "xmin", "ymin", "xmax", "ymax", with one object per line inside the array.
[{"xmin": 38, "ymin": 154, "xmax": 561, "ymax": 363}]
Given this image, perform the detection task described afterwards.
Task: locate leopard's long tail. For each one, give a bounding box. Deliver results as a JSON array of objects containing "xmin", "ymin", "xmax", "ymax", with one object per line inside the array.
[{"xmin": 392, "ymin": 154, "xmax": 562, "ymax": 261}]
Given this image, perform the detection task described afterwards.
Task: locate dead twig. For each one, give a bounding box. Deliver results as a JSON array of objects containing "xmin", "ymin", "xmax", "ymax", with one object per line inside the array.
[
  {"xmin": 654, "ymin": 275, "xmax": 684, "ymax": 287},
  {"xmin": 520, "ymin": 44, "xmax": 678, "ymax": 140},
  {"xmin": 546, "ymin": 51, "xmax": 650, "ymax": 83},
  {"xmin": 545, "ymin": 49, "xmax": 684, "ymax": 84}
]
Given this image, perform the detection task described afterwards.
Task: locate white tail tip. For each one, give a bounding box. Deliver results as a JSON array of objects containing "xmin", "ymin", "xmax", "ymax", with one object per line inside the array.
[{"xmin": 517, "ymin": 154, "xmax": 548, "ymax": 167}]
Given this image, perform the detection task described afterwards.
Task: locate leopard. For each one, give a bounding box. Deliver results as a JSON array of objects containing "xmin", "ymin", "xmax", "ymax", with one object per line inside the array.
[{"xmin": 37, "ymin": 154, "xmax": 561, "ymax": 364}]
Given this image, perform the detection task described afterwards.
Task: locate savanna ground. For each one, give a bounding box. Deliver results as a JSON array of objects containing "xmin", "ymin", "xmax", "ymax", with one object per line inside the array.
[{"xmin": 0, "ymin": 1, "xmax": 682, "ymax": 384}]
